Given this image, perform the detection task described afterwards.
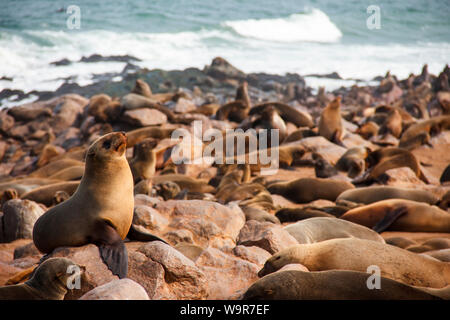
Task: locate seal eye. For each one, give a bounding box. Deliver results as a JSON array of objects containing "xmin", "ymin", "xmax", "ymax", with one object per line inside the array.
[{"xmin": 102, "ymin": 140, "xmax": 112, "ymax": 149}]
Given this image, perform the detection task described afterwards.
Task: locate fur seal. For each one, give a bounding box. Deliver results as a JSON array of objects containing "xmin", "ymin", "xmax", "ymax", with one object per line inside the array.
[
  {"xmin": 22, "ymin": 181, "xmax": 80, "ymax": 206},
  {"xmin": 29, "ymin": 159, "xmax": 84, "ymax": 178},
  {"xmin": 267, "ymin": 178, "xmax": 354, "ymax": 203},
  {"xmin": 33, "ymin": 132, "xmax": 134, "ymax": 278},
  {"xmin": 340, "ymin": 199, "xmax": 450, "ymax": 233},
  {"xmin": 241, "ymin": 206, "xmax": 280, "ymax": 224},
  {"xmin": 249, "ymin": 102, "xmax": 314, "ymax": 128},
  {"xmin": 121, "ymin": 93, "xmax": 176, "ymax": 122},
  {"xmin": 132, "ymin": 79, "xmax": 152, "ymax": 98},
  {"xmin": 336, "ymin": 186, "xmax": 438, "ymax": 205},
  {"xmin": 313, "ymin": 153, "xmax": 338, "ymax": 178},
  {"xmin": 283, "ymin": 128, "xmax": 317, "ymax": 143},
  {"xmin": 243, "ymin": 270, "xmax": 441, "ymax": 300},
  {"xmin": 357, "ymin": 147, "xmax": 428, "ymax": 184},
  {"xmin": 356, "ymin": 121, "xmax": 379, "ymax": 139},
  {"xmin": 240, "ymin": 105, "xmax": 287, "ymax": 143},
  {"xmin": 86, "ymin": 94, "xmax": 122, "ymax": 123},
  {"xmin": 318, "ymin": 97, "xmax": 343, "ymax": 145},
  {"xmin": 379, "ymin": 109, "xmax": 402, "ymax": 138},
  {"xmin": 216, "ymin": 82, "xmax": 251, "ymax": 122},
  {"xmin": 47, "ymin": 166, "xmax": 85, "ymax": 181},
  {"xmin": 258, "ymin": 238, "xmax": 450, "ymax": 288},
  {"xmin": 126, "ymin": 126, "xmax": 175, "ymax": 148},
  {"xmin": 0, "ymin": 258, "xmax": 83, "ymax": 300},
  {"xmin": 129, "ymin": 138, "xmax": 158, "ymax": 182},
  {"xmin": 275, "ymin": 207, "xmax": 335, "ymax": 222},
  {"xmin": 335, "ymin": 147, "xmax": 369, "ymax": 178},
  {"xmin": 151, "ymin": 174, "xmax": 214, "ymax": 193},
  {"xmin": 283, "ymin": 217, "xmax": 385, "ymax": 244}
]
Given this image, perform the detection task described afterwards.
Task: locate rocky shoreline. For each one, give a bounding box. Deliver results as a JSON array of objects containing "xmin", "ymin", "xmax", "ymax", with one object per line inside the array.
[{"xmin": 0, "ymin": 57, "xmax": 449, "ymax": 300}]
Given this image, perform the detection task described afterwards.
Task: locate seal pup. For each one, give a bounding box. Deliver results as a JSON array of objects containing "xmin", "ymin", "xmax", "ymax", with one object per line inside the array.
[
  {"xmin": 129, "ymin": 138, "xmax": 158, "ymax": 183},
  {"xmin": 258, "ymin": 238, "xmax": 450, "ymax": 288},
  {"xmin": 0, "ymin": 258, "xmax": 83, "ymax": 300},
  {"xmin": 318, "ymin": 97, "xmax": 343, "ymax": 145},
  {"xmin": 243, "ymin": 270, "xmax": 441, "ymax": 300},
  {"xmin": 33, "ymin": 132, "xmax": 134, "ymax": 278}
]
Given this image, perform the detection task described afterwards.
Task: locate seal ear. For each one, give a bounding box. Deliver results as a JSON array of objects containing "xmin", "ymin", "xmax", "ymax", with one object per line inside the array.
[{"xmin": 93, "ymin": 221, "xmax": 128, "ymax": 279}]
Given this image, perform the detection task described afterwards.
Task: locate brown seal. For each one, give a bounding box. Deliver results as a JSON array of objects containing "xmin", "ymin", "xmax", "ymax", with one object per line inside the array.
[
  {"xmin": 33, "ymin": 132, "xmax": 134, "ymax": 278},
  {"xmin": 129, "ymin": 138, "xmax": 158, "ymax": 182},
  {"xmin": 22, "ymin": 181, "xmax": 80, "ymax": 206},
  {"xmin": 267, "ymin": 178, "xmax": 354, "ymax": 203},
  {"xmin": 249, "ymin": 102, "xmax": 313, "ymax": 128},
  {"xmin": 126, "ymin": 126, "xmax": 176, "ymax": 148},
  {"xmin": 0, "ymin": 258, "xmax": 83, "ymax": 300},
  {"xmin": 336, "ymin": 185, "xmax": 438, "ymax": 205},
  {"xmin": 318, "ymin": 97, "xmax": 343, "ymax": 145},
  {"xmin": 47, "ymin": 166, "xmax": 85, "ymax": 181},
  {"xmin": 258, "ymin": 238, "xmax": 450, "ymax": 288},
  {"xmin": 340, "ymin": 199, "xmax": 450, "ymax": 233},
  {"xmin": 335, "ymin": 147, "xmax": 369, "ymax": 178},
  {"xmin": 243, "ymin": 270, "xmax": 441, "ymax": 300}
]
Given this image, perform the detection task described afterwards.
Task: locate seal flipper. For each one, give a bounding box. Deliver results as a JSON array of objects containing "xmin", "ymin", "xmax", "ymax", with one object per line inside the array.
[
  {"xmin": 93, "ymin": 221, "xmax": 128, "ymax": 279},
  {"xmin": 372, "ymin": 207, "xmax": 408, "ymax": 233},
  {"xmin": 127, "ymin": 224, "xmax": 168, "ymax": 244}
]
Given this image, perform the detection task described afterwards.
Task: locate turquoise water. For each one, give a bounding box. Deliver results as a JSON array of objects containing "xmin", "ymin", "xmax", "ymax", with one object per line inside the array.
[{"xmin": 0, "ymin": 0, "xmax": 449, "ymax": 97}]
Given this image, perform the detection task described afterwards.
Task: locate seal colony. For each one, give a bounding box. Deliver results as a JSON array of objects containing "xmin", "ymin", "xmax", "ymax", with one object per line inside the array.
[{"xmin": 0, "ymin": 58, "xmax": 449, "ymax": 300}]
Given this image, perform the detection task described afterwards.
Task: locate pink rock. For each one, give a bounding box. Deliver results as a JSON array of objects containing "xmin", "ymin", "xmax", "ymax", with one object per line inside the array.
[
  {"xmin": 123, "ymin": 108, "xmax": 167, "ymax": 127},
  {"xmin": 79, "ymin": 279, "xmax": 149, "ymax": 300},
  {"xmin": 196, "ymin": 247, "xmax": 260, "ymax": 299},
  {"xmin": 237, "ymin": 220, "xmax": 299, "ymax": 254},
  {"xmin": 1, "ymin": 199, "xmax": 45, "ymax": 242}
]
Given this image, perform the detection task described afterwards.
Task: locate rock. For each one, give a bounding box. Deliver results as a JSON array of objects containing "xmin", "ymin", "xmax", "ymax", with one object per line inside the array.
[
  {"xmin": 133, "ymin": 205, "xmax": 169, "ymax": 232},
  {"xmin": 1, "ymin": 199, "xmax": 45, "ymax": 242},
  {"xmin": 236, "ymin": 220, "xmax": 299, "ymax": 254},
  {"xmin": 232, "ymin": 245, "xmax": 271, "ymax": 266},
  {"xmin": 204, "ymin": 57, "xmax": 245, "ymax": 80},
  {"xmin": 0, "ymin": 112, "xmax": 14, "ymax": 133},
  {"xmin": 296, "ymin": 136, "xmax": 347, "ymax": 164},
  {"xmin": 48, "ymin": 244, "xmax": 118, "ymax": 300},
  {"xmin": 79, "ymin": 279, "xmax": 149, "ymax": 300},
  {"xmin": 134, "ymin": 194, "xmax": 161, "ymax": 207},
  {"xmin": 128, "ymin": 241, "xmax": 208, "ymax": 299},
  {"xmin": 385, "ymin": 167, "xmax": 426, "ymax": 187},
  {"xmin": 154, "ymin": 200, "xmax": 246, "ymax": 249},
  {"xmin": 7, "ymin": 104, "xmax": 52, "ymax": 122},
  {"xmin": 173, "ymin": 98, "xmax": 197, "ymax": 113},
  {"xmin": 122, "ymin": 108, "xmax": 167, "ymax": 127},
  {"xmin": 53, "ymin": 127, "xmax": 81, "ymax": 150},
  {"xmin": 196, "ymin": 247, "xmax": 260, "ymax": 299}
]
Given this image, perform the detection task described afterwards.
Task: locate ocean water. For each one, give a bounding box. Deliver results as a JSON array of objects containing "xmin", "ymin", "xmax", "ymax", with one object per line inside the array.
[{"xmin": 0, "ymin": 0, "xmax": 449, "ymax": 102}]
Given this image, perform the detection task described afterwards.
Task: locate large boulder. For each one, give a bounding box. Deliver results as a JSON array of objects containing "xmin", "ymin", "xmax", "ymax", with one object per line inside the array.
[
  {"xmin": 79, "ymin": 279, "xmax": 149, "ymax": 300},
  {"xmin": 1, "ymin": 199, "xmax": 45, "ymax": 242},
  {"xmin": 237, "ymin": 220, "xmax": 299, "ymax": 254},
  {"xmin": 195, "ymin": 247, "xmax": 260, "ymax": 299},
  {"xmin": 128, "ymin": 241, "xmax": 208, "ymax": 299}
]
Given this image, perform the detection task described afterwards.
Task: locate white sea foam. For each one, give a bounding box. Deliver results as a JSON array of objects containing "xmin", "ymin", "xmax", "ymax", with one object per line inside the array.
[
  {"xmin": 222, "ymin": 9, "xmax": 342, "ymax": 43},
  {"xmin": 0, "ymin": 8, "xmax": 449, "ymax": 107}
]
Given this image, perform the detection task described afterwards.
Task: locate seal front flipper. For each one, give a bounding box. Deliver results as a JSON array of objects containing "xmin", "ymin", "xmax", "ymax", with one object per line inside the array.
[
  {"xmin": 127, "ymin": 224, "xmax": 168, "ymax": 244},
  {"xmin": 372, "ymin": 207, "xmax": 408, "ymax": 233},
  {"xmin": 93, "ymin": 221, "xmax": 128, "ymax": 279}
]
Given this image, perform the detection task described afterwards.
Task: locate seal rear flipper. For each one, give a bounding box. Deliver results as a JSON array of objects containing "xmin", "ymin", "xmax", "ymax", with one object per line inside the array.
[
  {"xmin": 93, "ymin": 222, "xmax": 128, "ymax": 279},
  {"xmin": 372, "ymin": 207, "xmax": 408, "ymax": 233},
  {"xmin": 127, "ymin": 224, "xmax": 168, "ymax": 244}
]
